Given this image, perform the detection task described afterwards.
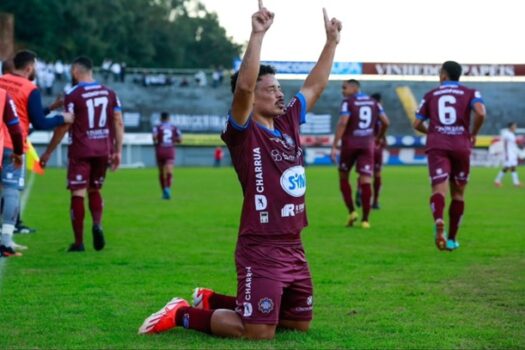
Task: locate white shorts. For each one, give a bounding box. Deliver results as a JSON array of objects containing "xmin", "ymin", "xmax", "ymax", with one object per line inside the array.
[{"xmin": 504, "ymin": 152, "xmax": 518, "ymax": 168}]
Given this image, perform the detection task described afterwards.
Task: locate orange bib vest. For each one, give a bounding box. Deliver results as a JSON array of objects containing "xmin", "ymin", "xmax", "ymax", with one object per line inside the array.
[{"xmin": 0, "ymin": 73, "xmax": 37, "ymax": 152}]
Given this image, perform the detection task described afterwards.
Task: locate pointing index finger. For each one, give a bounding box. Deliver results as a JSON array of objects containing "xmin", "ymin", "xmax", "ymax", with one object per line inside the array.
[
  {"xmin": 323, "ymin": 8, "xmax": 329, "ymax": 24},
  {"xmin": 258, "ymin": 0, "xmax": 263, "ymax": 10}
]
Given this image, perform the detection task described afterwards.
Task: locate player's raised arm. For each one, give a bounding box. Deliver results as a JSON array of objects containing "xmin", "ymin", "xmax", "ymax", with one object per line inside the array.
[
  {"xmin": 230, "ymin": 0, "xmax": 274, "ymax": 125},
  {"xmin": 300, "ymin": 8, "xmax": 342, "ymax": 111}
]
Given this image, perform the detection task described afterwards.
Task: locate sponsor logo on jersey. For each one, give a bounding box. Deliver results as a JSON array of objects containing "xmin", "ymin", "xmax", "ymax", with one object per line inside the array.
[
  {"xmin": 255, "ymin": 195, "xmax": 267, "ymax": 211},
  {"xmin": 280, "ymin": 166, "xmax": 306, "ymax": 197},
  {"xmin": 253, "ymin": 148, "xmax": 264, "ymax": 194},
  {"xmin": 281, "ymin": 203, "xmax": 305, "ymax": 217},
  {"xmin": 281, "ymin": 204, "xmax": 295, "ymax": 217},
  {"xmin": 259, "ymin": 211, "xmax": 269, "ymax": 224},
  {"xmin": 258, "ymin": 298, "xmax": 274, "ymax": 314},
  {"xmin": 271, "ymin": 149, "xmax": 283, "ymax": 162}
]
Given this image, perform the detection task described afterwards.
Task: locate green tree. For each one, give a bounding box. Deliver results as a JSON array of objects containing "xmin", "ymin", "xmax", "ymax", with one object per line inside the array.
[{"xmin": 0, "ymin": 0, "xmax": 241, "ymax": 68}]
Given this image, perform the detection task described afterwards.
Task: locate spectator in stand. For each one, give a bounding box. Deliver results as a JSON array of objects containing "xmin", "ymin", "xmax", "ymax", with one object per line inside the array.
[
  {"xmin": 54, "ymin": 60, "xmax": 65, "ymax": 81},
  {"xmin": 102, "ymin": 59, "xmax": 112, "ymax": 82},
  {"xmin": 214, "ymin": 147, "xmax": 224, "ymax": 167},
  {"xmin": 120, "ymin": 62, "xmax": 127, "ymax": 82},
  {"xmin": 194, "ymin": 70, "xmax": 207, "ymax": 87},
  {"xmin": 44, "ymin": 64, "xmax": 55, "ymax": 96},
  {"xmin": 212, "ymin": 67, "xmax": 221, "ymax": 88},
  {"xmin": 111, "ymin": 62, "xmax": 121, "ymax": 82}
]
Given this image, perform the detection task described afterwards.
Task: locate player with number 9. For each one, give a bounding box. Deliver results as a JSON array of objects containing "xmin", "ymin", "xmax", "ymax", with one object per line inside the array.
[
  {"xmin": 413, "ymin": 61, "xmax": 486, "ymax": 251},
  {"xmin": 331, "ymin": 79, "xmax": 389, "ymax": 228},
  {"xmin": 40, "ymin": 56, "xmax": 124, "ymax": 252}
]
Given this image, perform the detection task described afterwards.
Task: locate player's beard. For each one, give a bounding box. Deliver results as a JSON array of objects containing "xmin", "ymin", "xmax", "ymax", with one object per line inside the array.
[
  {"xmin": 28, "ymin": 68, "xmax": 36, "ymax": 81},
  {"xmin": 72, "ymin": 76, "xmax": 78, "ymax": 86}
]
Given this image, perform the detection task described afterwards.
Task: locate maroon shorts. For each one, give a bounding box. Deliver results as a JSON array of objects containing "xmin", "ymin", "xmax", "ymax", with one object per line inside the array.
[
  {"xmin": 427, "ymin": 149, "xmax": 470, "ymax": 186},
  {"xmin": 374, "ymin": 146, "xmax": 384, "ymax": 174},
  {"xmin": 155, "ymin": 148, "xmax": 175, "ymax": 167},
  {"xmin": 339, "ymin": 146, "xmax": 374, "ymax": 176},
  {"xmin": 67, "ymin": 156, "xmax": 109, "ymax": 190},
  {"xmin": 235, "ymin": 237, "xmax": 313, "ymax": 325}
]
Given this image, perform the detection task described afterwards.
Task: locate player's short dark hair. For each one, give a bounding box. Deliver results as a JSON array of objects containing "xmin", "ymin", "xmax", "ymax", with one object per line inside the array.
[
  {"xmin": 441, "ymin": 61, "xmax": 462, "ymax": 81},
  {"xmin": 508, "ymin": 121, "xmax": 517, "ymax": 128},
  {"xmin": 160, "ymin": 112, "xmax": 170, "ymax": 121},
  {"xmin": 371, "ymin": 93, "xmax": 382, "ymax": 102},
  {"xmin": 230, "ymin": 64, "xmax": 277, "ymax": 94},
  {"xmin": 345, "ymin": 79, "xmax": 360, "ymax": 87},
  {"xmin": 72, "ymin": 56, "xmax": 93, "ymax": 71},
  {"xmin": 1, "ymin": 59, "xmax": 14, "ymax": 74},
  {"xmin": 13, "ymin": 50, "xmax": 36, "ymax": 70}
]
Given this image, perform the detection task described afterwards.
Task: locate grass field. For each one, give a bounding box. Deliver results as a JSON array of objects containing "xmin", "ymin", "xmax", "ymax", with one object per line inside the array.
[{"xmin": 0, "ymin": 166, "xmax": 523, "ymax": 349}]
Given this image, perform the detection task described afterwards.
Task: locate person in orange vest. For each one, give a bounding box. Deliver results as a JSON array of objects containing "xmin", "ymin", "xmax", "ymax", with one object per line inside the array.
[
  {"xmin": 0, "ymin": 50, "xmax": 73, "ymax": 255},
  {"xmin": 0, "ymin": 87, "xmax": 25, "ymax": 256}
]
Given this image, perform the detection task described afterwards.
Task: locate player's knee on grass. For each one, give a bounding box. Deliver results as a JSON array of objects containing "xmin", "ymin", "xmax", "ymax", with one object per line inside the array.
[
  {"xmin": 210, "ymin": 309, "xmax": 245, "ymax": 338},
  {"xmin": 279, "ymin": 319, "xmax": 311, "ymax": 332},
  {"xmin": 243, "ymin": 323, "xmax": 276, "ymax": 340}
]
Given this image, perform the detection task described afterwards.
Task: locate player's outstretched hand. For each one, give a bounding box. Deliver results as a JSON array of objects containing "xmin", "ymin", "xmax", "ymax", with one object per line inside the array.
[
  {"xmin": 252, "ymin": 0, "xmax": 274, "ymax": 34},
  {"xmin": 11, "ymin": 153, "xmax": 23, "ymax": 169},
  {"xmin": 110, "ymin": 152, "xmax": 121, "ymax": 171},
  {"xmin": 323, "ymin": 8, "xmax": 342, "ymax": 44},
  {"xmin": 63, "ymin": 112, "xmax": 75, "ymax": 124},
  {"xmin": 39, "ymin": 151, "xmax": 51, "ymax": 168}
]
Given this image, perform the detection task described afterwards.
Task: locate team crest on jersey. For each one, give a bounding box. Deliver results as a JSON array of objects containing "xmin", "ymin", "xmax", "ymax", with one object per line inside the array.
[{"xmin": 258, "ymin": 298, "xmax": 274, "ymax": 314}]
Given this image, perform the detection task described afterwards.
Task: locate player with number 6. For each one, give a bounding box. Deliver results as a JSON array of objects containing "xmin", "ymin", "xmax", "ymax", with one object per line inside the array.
[{"xmin": 413, "ymin": 61, "xmax": 486, "ymax": 251}]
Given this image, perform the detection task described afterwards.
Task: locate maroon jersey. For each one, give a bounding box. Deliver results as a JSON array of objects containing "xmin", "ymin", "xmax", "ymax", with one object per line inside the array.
[
  {"xmin": 153, "ymin": 122, "xmax": 181, "ymax": 150},
  {"xmin": 340, "ymin": 93, "xmax": 384, "ymax": 149},
  {"xmin": 221, "ymin": 92, "xmax": 307, "ymax": 239},
  {"xmin": 416, "ymin": 81, "xmax": 484, "ymax": 151},
  {"xmin": 65, "ymin": 81, "xmax": 121, "ymax": 159}
]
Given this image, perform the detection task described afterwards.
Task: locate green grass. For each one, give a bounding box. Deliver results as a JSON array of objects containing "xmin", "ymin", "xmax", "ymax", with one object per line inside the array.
[{"xmin": 0, "ymin": 166, "xmax": 523, "ymax": 349}]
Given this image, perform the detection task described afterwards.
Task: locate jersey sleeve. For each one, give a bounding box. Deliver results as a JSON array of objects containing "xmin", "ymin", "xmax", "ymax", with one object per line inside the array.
[
  {"xmin": 220, "ymin": 113, "xmax": 252, "ymax": 148},
  {"xmin": 64, "ymin": 92, "xmax": 75, "ymax": 114},
  {"xmin": 340, "ymin": 99, "xmax": 350, "ymax": 117},
  {"xmin": 114, "ymin": 92, "xmax": 122, "ymax": 112},
  {"xmin": 470, "ymin": 90, "xmax": 484, "ymax": 107},
  {"xmin": 3, "ymin": 95, "xmax": 20, "ymax": 127},
  {"xmin": 415, "ymin": 94, "xmax": 430, "ymax": 121},
  {"xmin": 377, "ymin": 102, "xmax": 386, "ymax": 117},
  {"xmin": 282, "ymin": 92, "xmax": 307, "ymax": 126}
]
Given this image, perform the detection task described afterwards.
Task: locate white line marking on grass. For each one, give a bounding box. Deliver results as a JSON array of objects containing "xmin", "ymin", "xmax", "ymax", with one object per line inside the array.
[{"xmin": 0, "ymin": 172, "xmax": 36, "ymax": 293}]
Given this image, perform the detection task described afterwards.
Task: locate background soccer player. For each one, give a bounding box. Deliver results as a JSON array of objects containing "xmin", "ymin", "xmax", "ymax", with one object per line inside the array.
[
  {"xmin": 0, "ymin": 87, "xmax": 25, "ymax": 257},
  {"xmin": 0, "ymin": 50, "xmax": 73, "ymax": 255},
  {"xmin": 139, "ymin": 0, "xmax": 342, "ymax": 340},
  {"xmin": 40, "ymin": 56, "xmax": 124, "ymax": 252},
  {"xmin": 494, "ymin": 122, "xmax": 521, "ymax": 187},
  {"xmin": 413, "ymin": 61, "xmax": 486, "ymax": 251},
  {"xmin": 355, "ymin": 92, "xmax": 390, "ymax": 210},
  {"xmin": 152, "ymin": 112, "xmax": 182, "ymax": 199},
  {"xmin": 331, "ymin": 80, "xmax": 389, "ymax": 228}
]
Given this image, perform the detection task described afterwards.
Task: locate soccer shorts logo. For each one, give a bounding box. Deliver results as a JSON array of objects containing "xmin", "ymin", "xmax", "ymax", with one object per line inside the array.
[
  {"xmin": 258, "ymin": 298, "xmax": 274, "ymax": 314},
  {"xmin": 182, "ymin": 313, "xmax": 190, "ymax": 329},
  {"xmin": 243, "ymin": 302, "xmax": 253, "ymax": 317}
]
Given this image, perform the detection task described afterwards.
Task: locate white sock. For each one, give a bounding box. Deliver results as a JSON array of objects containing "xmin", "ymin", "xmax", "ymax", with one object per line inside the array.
[
  {"xmin": 512, "ymin": 171, "xmax": 520, "ymax": 185},
  {"xmin": 1, "ymin": 224, "xmax": 15, "ymax": 247},
  {"xmin": 495, "ymin": 171, "xmax": 505, "ymax": 183}
]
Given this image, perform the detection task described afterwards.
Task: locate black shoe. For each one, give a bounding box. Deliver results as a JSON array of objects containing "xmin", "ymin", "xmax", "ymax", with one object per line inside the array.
[
  {"xmin": 355, "ymin": 190, "xmax": 362, "ymax": 208},
  {"xmin": 372, "ymin": 202, "xmax": 380, "ymax": 209},
  {"xmin": 14, "ymin": 224, "xmax": 37, "ymax": 234},
  {"xmin": 92, "ymin": 224, "xmax": 105, "ymax": 251},
  {"xmin": 0, "ymin": 245, "xmax": 22, "ymax": 257},
  {"xmin": 67, "ymin": 243, "xmax": 85, "ymax": 252}
]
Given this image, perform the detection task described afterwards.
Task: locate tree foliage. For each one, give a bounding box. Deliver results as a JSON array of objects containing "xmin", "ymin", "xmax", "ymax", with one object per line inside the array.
[{"xmin": 0, "ymin": 0, "xmax": 242, "ymax": 68}]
